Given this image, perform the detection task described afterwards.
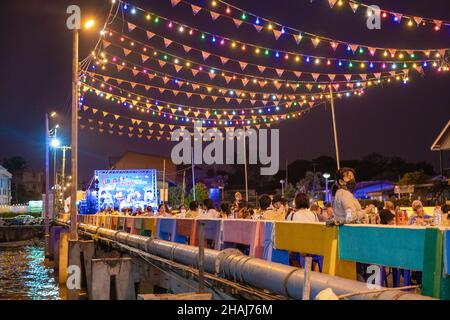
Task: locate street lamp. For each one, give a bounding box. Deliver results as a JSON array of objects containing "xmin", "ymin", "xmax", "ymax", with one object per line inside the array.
[
  {"xmin": 70, "ymin": 18, "xmax": 97, "ymax": 241},
  {"xmin": 280, "ymin": 179, "xmax": 285, "ymax": 198},
  {"xmin": 323, "ymin": 173, "xmax": 331, "ymax": 203}
]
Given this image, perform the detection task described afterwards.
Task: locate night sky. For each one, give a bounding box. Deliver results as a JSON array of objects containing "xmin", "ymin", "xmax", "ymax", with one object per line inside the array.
[{"xmin": 1, "ymin": 0, "xmax": 449, "ymax": 183}]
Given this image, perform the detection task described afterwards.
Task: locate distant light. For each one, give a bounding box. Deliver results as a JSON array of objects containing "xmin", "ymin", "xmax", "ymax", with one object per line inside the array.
[
  {"xmin": 323, "ymin": 173, "xmax": 331, "ymax": 179},
  {"xmin": 51, "ymin": 139, "xmax": 60, "ymax": 148},
  {"xmin": 50, "ymin": 112, "xmax": 57, "ymax": 118}
]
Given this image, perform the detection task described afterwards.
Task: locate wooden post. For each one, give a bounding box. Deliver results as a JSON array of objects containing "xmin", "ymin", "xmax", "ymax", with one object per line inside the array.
[
  {"xmin": 302, "ymin": 256, "xmax": 312, "ymax": 300},
  {"xmin": 198, "ymin": 222, "xmax": 205, "ymax": 293}
]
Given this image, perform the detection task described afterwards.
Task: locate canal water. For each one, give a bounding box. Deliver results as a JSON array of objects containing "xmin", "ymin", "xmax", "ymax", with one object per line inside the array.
[{"xmin": 0, "ymin": 241, "xmax": 61, "ymax": 300}]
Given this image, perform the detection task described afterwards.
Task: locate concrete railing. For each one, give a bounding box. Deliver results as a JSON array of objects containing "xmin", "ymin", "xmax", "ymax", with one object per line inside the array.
[{"xmin": 71, "ymin": 214, "xmax": 450, "ymax": 300}]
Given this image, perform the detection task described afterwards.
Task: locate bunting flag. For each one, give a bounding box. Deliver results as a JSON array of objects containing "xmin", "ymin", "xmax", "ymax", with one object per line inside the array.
[
  {"xmin": 127, "ymin": 23, "xmax": 136, "ymax": 32},
  {"xmin": 191, "ymin": 5, "xmax": 201, "ymax": 15},
  {"xmin": 210, "ymin": 11, "xmax": 220, "ymax": 21},
  {"xmin": 171, "ymin": 0, "xmax": 181, "ymax": 7}
]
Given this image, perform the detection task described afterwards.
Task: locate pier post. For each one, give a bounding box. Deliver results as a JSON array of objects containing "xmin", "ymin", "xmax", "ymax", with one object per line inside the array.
[{"xmin": 90, "ymin": 258, "xmax": 135, "ymax": 300}]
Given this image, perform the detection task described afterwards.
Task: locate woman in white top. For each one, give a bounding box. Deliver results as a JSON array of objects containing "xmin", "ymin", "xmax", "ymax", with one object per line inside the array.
[
  {"xmin": 202, "ymin": 199, "xmax": 220, "ymax": 219},
  {"xmin": 286, "ymin": 193, "xmax": 318, "ymax": 222}
]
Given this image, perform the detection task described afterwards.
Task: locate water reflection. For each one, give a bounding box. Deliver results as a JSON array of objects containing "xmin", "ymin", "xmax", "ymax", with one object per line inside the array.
[{"xmin": 0, "ymin": 241, "xmax": 60, "ymax": 300}]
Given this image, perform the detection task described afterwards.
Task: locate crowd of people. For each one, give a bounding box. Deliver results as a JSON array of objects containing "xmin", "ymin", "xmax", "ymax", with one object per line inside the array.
[{"xmin": 96, "ymin": 168, "xmax": 450, "ymax": 227}]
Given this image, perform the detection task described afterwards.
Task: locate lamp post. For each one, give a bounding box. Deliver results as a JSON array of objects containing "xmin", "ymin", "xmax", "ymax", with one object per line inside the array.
[
  {"xmin": 280, "ymin": 180, "xmax": 285, "ymax": 198},
  {"xmin": 323, "ymin": 173, "xmax": 331, "ymax": 203},
  {"xmin": 70, "ymin": 19, "xmax": 95, "ymax": 241}
]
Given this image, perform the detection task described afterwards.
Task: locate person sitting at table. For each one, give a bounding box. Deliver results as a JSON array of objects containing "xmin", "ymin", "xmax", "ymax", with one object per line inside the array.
[
  {"xmin": 408, "ymin": 204, "xmax": 433, "ymax": 226},
  {"xmin": 201, "ymin": 199, "xmax": 219, "ymax": 219},
  {"xmin": 286, "ymin": 193, "xmax": 318, "ymax": 222},
  {"xmin": 218, "ymin": 203, "xmax": 231, "ymax": 219},
  {"xmin": 143, "ymin": 206, "xmax": 154, "ymax": 216},
  {"xmin": 186, "ymin": 201, "xmax": 200, "ymax": 218},
  {"xmin": 157, "ymin": 203, "xmax": 171, "ymax": 217}
]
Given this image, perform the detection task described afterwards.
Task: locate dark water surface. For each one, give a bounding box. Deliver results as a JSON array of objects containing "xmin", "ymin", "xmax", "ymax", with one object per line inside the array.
[{"xmin": 0, "ymin": 241, "xmax": 61, "ymax": 300}]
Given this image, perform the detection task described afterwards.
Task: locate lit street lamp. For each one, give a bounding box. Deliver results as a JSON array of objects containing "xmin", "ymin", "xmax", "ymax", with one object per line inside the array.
[
  {"xmin": 280, "ymin": 179, "xmax": 286, "ymax": 198},
  {"xmin": 70, "ymin": 18, "xmax": 96, "ymax": 241},
  {"xmin": 323, "ymin": 173, "xmax": 331, "ymax": 203}
]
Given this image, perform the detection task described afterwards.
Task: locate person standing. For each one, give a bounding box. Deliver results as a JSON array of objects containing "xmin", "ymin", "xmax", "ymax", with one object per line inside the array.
[{"xmin": 331, "ymin": 168, "xmax": 369, "ymax": 225}]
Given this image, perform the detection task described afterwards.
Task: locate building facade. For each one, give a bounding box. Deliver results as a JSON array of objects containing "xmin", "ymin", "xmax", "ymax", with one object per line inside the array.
[{"xmin": 0, "ymin": 165, "xmax": 12, "ymax": 205}]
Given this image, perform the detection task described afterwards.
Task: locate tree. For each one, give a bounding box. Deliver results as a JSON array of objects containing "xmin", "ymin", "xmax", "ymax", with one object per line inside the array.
[
  {"xmin": 398, "ymin": 171, "xmax": 427, "ymax": 185},
  {"xmin": 168, "ymin": 185, "xmax": 184, "ymax": 209},
  {"xmin": 296, "ymin": 171, "xmax": 324, "ymax": 200},
  {"xmin": 184, "ymin": 183, "xmax": 209, "ymax": 206},
  {"xmin": 2, "ymin": 156, "xmax": 28, "ymax": 204}
]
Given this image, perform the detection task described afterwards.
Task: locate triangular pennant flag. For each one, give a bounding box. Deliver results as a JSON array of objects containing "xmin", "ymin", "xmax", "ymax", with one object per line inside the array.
[
  {"xmin": 144, "ymin": 85, "xmax": 150, "ymax": 91},
  {"xmin": 186, "ymin": 92, "xmax": 192, "ymax": 98},
  {"xmin": 250, "ymin": 100, "xmax": 256, "ymax": 106},
  {"xmin": 130, "ymin": 82, "xmax": 137, "ymax": 89},
  {"xmin": 162, "ymin": 77, "xmax": 169, "ymax": 84},
  {"xmin": 241, "ymin": 78, "xmax": 249, "ymax": 86},
  {"xmin": 158, "ymin": 88, "xmax": 165, "ymax": 94},
  {"xmin": 413, "ymin": 16, "xmax": 423, "ymax": 26},
  {"xmin": 102, "ymin": 111, "xmax": 109, "ymax": 117},
  {"xmin": 374, "ymin": 72, "xmax": 381, "ymax": 79},
  {"xmin": 123, "ymin": 48, "xmax": 131, "ymax": 56},
  {"xmin": 208, "ymin": 73, "xmax": 216, "ymax": 80},
  {"xmin": 171, "ymin": 0, "xmax": 182, "ymax": 7},
  {"xmin": 224, "ymin": 97, "xmax": 231, "ymax": 103},
  {"xmin": 273, "ymin": 29, "xmax": 282, "ymax": 40},
  {"xmin": 333, "ymin": 84, "xmax": 340, "ymax": 91},
  {"xmin": 274, "ymin": 82, "xmax": 282, "ymax": 90},
  {"xmin": 146, "ymin": 31, "xmax": 155, "ymax": 39},
  {"xmin": 191, "ymin": 69, "xmax": 199, "ymax": 77},
  {"xmin": 92, "ymin": 108, "xmax": 98, "ymax": 114},
  {"xmin": 311, "ymin": 73, "xmax": 320, "ymax": 82},
  {"xmin": 132, "ymin": 70, "xmax": 139, "ymax": 77},
  {"xmin": 98, "ymin": 121, "xmax": 104, "ymax": 126},
  {"xmin": 220, "ymin": 57, "xmax": 229, "ymax": 65},
  {"xmin": 191, "ymin": 5, "xmax": 201, "ymax": 15},
  {"xmin": 239, "ymin": 62, "xmax": 248, "ymax": 70},
  {"xmin": 388, "ymin": 49, "xmax": 397, "ymax": 56},
  {"xmin": 127, "ymin": 23, "xmax": 136, "ymax": 32},
  {"xmin": 360, "ymin": 74, "xmax": 367, "ymax": 81},
  {"xmin": 141, "ymin": 54, "xmax": 149, "ymax": 63},
  {"xmin": 163, "ymin": 39, "xmax": 172, "ymax": 48},
  {"xmin": 174, "ymin": 65, "xmax": 182, "ymax": 73},
  {"xmin": 306, "ymin": 84, "xmax": 313, "ymax": 91},
  {"xmin": 328, "ymin": 74, "xmax": 336, "ymax": 82},
  {"xmin": 158, "ymin": 60, "xmax": 166, "ymax": 68},
  {"xmin": 254, "ymin": 25, "xmax": 263, "ymax": 32},
  {"xmin": 211, "ymin": 96, "xmax": 218, "ymax": 102},
  {"xmin": 201, "ymin": 51, "xmax": 210, "ymax": 61},
  {"xmin": 224, "ymin": 76, "xmax": 232, "ymax": 83},
  {"xmin": 275, "ymin": 69, "xmax": 284, "ymax": 77},
  {"xmin": 294, "ymin": 34, "xmax": 302, "ymax": 45},
  {"xmin": 114, "ymin": 115, "xmax": 120, "ymax": 120},
  {"xmin": 183, "ymin": 45, "xmax": 191, "ymax": 53},
  {"xmin": 257, "ymin": 65, "xmax": 266, "ymax": 73},
  {"xmin": 394, "ymin": 13, "xmax": 403, "ymax": 22},
  {"xmin": 102, "ymin": 40, "xmax": 111, "ymax": 49},
  {"xmin": 259, "ymin": 81, "xmax": 266, "ymax": 88},
  {"xmin": 210, "ymin": 11, "xmax": 220, "ymax": 21},
  {"xmin": 350, "ymin": 2, "xmax": 359, "ymax": 13},
  {"xmin": 328, "ymin": 0, "xmax": 338, "ymax": 8},
  {"xmin": 344, "ymin": 74, "xmax": 352, "ymax": 81},
  {"xmin": 293, "ymin": 71, "xmax": 302, "ymax": 78},
  {"xmin": 350, "ymin": 44, "xmax": 358, "ymax": 53},
  {"xmin": 233, "ymin": 19, "xmax": 243, "ymax": 28}
]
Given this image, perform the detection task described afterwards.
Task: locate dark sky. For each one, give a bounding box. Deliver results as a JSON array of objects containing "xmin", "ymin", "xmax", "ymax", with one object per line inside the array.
[{"xmin": 1, "ymin": 0, "xmax": 449, "ymax": 183}]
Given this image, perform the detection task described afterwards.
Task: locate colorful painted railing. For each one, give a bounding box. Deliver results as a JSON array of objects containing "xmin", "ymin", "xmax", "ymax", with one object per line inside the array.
[{"xmin": 74, "ymin": 215, "xmax": 450, "ymax": 299}]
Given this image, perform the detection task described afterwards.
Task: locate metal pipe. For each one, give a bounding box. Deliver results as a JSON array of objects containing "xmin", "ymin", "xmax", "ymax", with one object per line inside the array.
[{"xmin": 70, "ymin": 221, "xmax": 434, "ymax": 300}]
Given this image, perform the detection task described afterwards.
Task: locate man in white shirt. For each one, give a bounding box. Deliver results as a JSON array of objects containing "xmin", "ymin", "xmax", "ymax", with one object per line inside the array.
[{"xmin": 286, "ymin": 193, "xmax": 318, "ymax": 222}]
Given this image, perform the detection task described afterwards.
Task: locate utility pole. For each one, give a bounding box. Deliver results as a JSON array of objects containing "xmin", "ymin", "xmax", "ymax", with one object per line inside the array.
[
  {"xmin": 181, "ymin": 169, "xmax": 186, "ymax": 205},
  {"xmin": 44, "ymin": 113, "xmax": 50, "ymax": 258},
  {"xmin": 162, "ymin": 160, "xmax": 166, "ymax": 204},
  {"xmin": 243, "ymin": 128, "xmax": 249, "ymax": 203},
  {"xmin": 70, "ymin": 28, "xmax": 79, "ymax": 241},
  {"xmin": 192, "ymin": 147, "xmax": 196, "ymax": 201},
  {"xmin": 329, "ymin": 86, "xmax": 341, "ymax": 170},
  {"xmin": 60, "ymin": 146, "xmax": 71, "ymax": 208}
]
